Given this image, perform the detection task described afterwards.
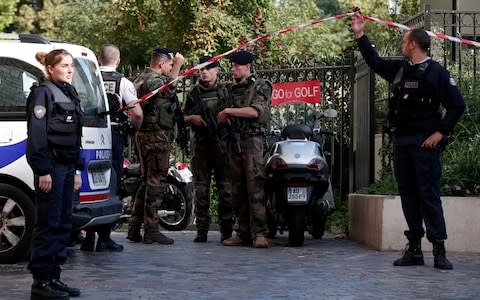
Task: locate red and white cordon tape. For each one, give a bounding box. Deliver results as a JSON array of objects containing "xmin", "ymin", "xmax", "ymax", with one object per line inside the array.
[{"xmin": 133, "ymin": 12, "xmax": 480, "ymax": 106}]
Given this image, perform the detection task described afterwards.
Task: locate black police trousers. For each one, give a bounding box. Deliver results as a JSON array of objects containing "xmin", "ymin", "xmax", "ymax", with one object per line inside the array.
[
  {"xmin": 28, "ymin": 161, "xmax": 75, "ymax": 280},
  {"xmin": 393, "ymin": 134, "xmax": 447, "ymax": 242}
]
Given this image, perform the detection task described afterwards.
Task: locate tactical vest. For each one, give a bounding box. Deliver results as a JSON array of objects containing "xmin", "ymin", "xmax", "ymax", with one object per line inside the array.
[
  {"xmin": 389, "ymin": 60, "xmax": 441, "ymax": 134},
  {"xmin": 220, "ymin": 76, "xmax": 271, "ymax": 135},
  {"xmin": 101, "ymin": 71, "xmax": 128, "ymax": 124},
  {"xmin": 135, "ymin": 69, "xmax": 175, "ymax": 131},
  {"xmin": 43, "ymin": 81, "xmax": 83, "ymax": 149}
]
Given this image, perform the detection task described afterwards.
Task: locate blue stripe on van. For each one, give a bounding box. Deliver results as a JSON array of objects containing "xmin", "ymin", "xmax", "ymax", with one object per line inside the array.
[{"xmin": 0, "ymin": 139, "xmax": 27, "ymax": 169}]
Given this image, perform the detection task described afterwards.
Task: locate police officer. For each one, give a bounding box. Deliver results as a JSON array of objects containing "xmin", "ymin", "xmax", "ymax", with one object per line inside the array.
[
  {"xmin": 27, "ymin": 49, "xmax": 83, "ymax": 299},
  {"xmin": 351, "ymin": 12, "xmax": 465, "ymax": 269},
  {"xmin": 126, "ymin": 48, "xmax": 184, "ymax": 244},
  {"xmin": 184, "ymin": 55, "xmax": 233, "ymax": 243},
  {"xmin": 217, "ymin": 51, "xmax": 271, "ymax": 248},
  {"xmin": 80, "ymin": 44, "xmax": 143, "ymax": 252}
]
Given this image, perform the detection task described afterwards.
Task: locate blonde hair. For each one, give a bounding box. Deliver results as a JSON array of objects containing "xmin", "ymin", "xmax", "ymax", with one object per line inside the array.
[{"xmin": 35, "ymin": 49, "xmax": 73, "ymax": 79}]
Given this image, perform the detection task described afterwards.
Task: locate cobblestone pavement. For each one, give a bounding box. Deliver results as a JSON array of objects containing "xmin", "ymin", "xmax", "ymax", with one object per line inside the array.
[{"xmin": 1, "ymin": 230, "xmax": 480, "ymax": 300}]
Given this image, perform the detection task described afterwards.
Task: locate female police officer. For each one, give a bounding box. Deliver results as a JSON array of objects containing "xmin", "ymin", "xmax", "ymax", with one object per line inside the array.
[{"xmin": 26, "ymin": 49, "xmax": 84, "ymax": 299}]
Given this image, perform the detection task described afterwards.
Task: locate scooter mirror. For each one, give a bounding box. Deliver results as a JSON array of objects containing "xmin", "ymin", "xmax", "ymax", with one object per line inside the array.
[{"xmin": 323, "ymin": 108, "xmax": 338, "ymax": 118}]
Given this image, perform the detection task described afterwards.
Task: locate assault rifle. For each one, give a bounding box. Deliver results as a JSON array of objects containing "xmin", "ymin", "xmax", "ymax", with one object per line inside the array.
[
  {"xmin": 171, "ymin": 94, "xmax": 189, "ymax": 155},
  {"xmin": 190, "ymin": 86, "xmax": 219, "ymax": 143},
  {"xmin": 226, "ymin": 84, "xmax": 242, "ymax": 153}
]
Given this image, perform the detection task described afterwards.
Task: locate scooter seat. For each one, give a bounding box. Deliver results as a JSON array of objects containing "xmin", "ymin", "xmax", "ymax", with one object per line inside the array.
[{"xmin": 282, "ymin": 124, "xmax": 312, "ymax": 140}]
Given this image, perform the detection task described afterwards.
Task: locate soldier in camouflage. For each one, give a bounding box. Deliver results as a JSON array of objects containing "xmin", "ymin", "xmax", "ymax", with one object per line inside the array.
[
  {"xmin": 217, "ymin": 51, "xmax": 272, "ymax": 248},
  {"xmin": 184, "ymin": 55, "xmax": 233, "ymax": 243},
  {"xmin": 126, "ymin": 48, "xmax": 184, "ymax": 245}
]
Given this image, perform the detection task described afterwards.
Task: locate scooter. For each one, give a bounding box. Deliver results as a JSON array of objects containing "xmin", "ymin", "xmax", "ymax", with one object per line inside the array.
[
  {"xmin": 118, "ymin": 156, "xmax": 193, "ymax": 231},
  {"xmin": 264, "ymin": 109, "xmax": 337, "ymax": 246}
]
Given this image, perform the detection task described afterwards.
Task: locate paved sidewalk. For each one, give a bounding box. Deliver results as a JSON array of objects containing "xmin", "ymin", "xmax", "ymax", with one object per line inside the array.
[{"xmin": 1, "ymin": 230, "xmax": 479, "ymax": 300}]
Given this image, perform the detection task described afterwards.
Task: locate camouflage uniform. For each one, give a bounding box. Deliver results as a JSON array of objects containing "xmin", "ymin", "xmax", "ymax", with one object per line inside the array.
[
  {"xmin": 184, "ymin": 79, "xmax": 233, "ymax": 238},
  {"xmin": 128, "ymin": 67, "xmax": 175, "ymax": 237},
  {"xmin": 224, "ymin": 75, "xmax": 271, "ymax": 241}
]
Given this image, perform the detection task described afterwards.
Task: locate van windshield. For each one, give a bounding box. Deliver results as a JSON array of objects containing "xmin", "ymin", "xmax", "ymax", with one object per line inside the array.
[{"xmin": 73, "ymin": 58, "xmax": 107, "ymax": 128}]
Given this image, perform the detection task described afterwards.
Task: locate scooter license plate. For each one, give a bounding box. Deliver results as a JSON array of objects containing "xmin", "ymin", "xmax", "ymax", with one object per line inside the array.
[{"xmin": 287, "ymin": 187, "xmax": 307, "ymax": 202}]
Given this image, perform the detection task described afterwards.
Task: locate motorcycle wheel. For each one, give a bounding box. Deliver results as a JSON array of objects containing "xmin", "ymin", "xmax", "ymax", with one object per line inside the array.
[
  {"xmin": 158, "ymin": 181, "xmax": 192, "ymax": 231},
  {"xmin": 288, "ymin": 206, "xmax": 305, "ymax": 247},
  {"xmin": 311, "ymin": 210, "xmax": 327, "ymax": 239}
]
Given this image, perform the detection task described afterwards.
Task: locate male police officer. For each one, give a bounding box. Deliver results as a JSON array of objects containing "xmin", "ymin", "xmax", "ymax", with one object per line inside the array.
[
  {"xmin": 351, "ymin": 12, "xmax": 465, "ymax": 269},
  {"xmin": 184, "ymin": 56, "xmax": 233, "ymax": 243},
  {"xmin": 81, "ymin": 44, "xmax": 143, "ymax": 252},
  {"xmin": 127, "ymin": 48, "xmax": 184, "ymax": 244},
  {"xmin": 217, "ymin": 51, "xmax": 271, "ymax": 248}
]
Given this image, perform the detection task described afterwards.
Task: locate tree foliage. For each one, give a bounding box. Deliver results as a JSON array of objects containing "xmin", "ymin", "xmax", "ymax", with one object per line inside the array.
[{"xmin": 0, "ymin": 0, "xmax": 19, "ymax": 31}]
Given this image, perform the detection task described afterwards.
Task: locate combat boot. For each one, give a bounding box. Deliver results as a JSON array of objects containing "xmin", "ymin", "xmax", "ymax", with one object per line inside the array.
[
  {"xmin": 126, "ymin": 224, "xmax": 142, "ymax": 243},
  {"xmin": 50, "ymin": 279, "xmax": 80, "ymax": 297},
  {"xmin": 143, "ymin": 232, "xmax": 174, "ymax": 245},
  {"xmin": 393, "ymin": 240, "xmax": 424, "ymax": 266},
  {"xmin": 79, "ymin": 231, "xmax": 96, "ymax": 252},
  {"xmin": 31, "ymin": 280, "xmax": 70, "ymax": 300},
  {"xmin": 222, "ymin": 234, "xmax": 251, "ymax": 246},
  {"xmin": 193, "ymin": 230, "xmax": 208, "ymax": 243},
  {"xmin": 253, "ymin": 235, "xmax": 269, "ymax": 248},
  {"xmin": 432, "ymin": 240, "xmax": 453, "ymax": 270}
]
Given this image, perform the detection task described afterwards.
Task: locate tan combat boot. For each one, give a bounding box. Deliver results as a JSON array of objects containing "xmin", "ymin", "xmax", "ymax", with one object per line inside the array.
[
  {"xmin": 143, "ymin": 232, "xmax": 174, "ymax": 245},
  {"xmin": 253, "ymin": 235, "xmax": 269, "ymax": 248},
  {"xmin": 126, "ymin": 223, "xmax": 142, "ymax": 243},
  {"xmin": 222, "ymin": 235, "xmax": 250, "ymax": 246}
]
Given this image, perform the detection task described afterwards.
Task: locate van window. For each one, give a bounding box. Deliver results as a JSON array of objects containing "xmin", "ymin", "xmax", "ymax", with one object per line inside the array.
[
  {"xmin": 73, "ymin": 58, "xmax": 108, "ymax": 128},
  {"xmin": 0, "ymin": 57, "xmax": 41, "ymax": 119}
]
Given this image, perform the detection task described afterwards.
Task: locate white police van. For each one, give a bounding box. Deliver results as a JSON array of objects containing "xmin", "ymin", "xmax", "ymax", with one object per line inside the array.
[{"xmin": 0, "ymin": 34, "xmax": 120, "ymax": 263}]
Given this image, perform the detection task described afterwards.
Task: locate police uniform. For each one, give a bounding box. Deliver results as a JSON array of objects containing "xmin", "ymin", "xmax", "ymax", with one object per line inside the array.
[
  {"xmin": 356, "ymin": 35, "xmax": 465, "ymax": 253},
  {"xmin": 26, "ymin": 80, "xmax": 84, "ymax": 286},
  {"xmin": 184, "ymin": 58, "xmax": 233, "ymax": 242},
  {"xmin": 224, "ymin": 51, "xmax": 272, "ymax": 243},
  {"xmin": 128, "ymin": 67, "xmax": 175, "ymax": 244},
  {"xmin": 101, "ymin": 66, "xmax": 137, "ymax": 195}
]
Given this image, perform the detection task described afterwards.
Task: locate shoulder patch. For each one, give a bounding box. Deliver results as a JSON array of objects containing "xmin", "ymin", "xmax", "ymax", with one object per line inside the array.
[
  {"xmin": 33, "ymin": 105, "xmax": 47, "ymax": 119},
  {"xmin": 449, "ymin": 77, "xmax": 456, "ymax": 86}
]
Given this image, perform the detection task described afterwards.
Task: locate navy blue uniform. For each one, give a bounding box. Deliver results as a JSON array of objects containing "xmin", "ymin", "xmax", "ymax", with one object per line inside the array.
[
  {"xmin": 357, "ymin": 35, "xmax": 465, "ymax": 242},
  {"xmin": 26, "ymin": 81, "xmax": 83, "ymax": 281}
]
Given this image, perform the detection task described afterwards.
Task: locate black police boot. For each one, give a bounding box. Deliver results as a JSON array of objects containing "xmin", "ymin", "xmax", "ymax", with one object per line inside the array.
[
  {"xmin": 193, "ymin": 230, "xmax": 208, "ymax": 243},
  {"xmin": 31, "ymin": 280, "xmax": 70, "ymax": 300},
  {"xmin": 96, "ymin": 238, "xmax": 124, "ymax": 252},
  {"xmin": 393, "ymin": 240, "xmax": 424, "ymax": 266},
  {"xmin": 432, "ymin": 240, "xmax": 453, "ymax": 270},
  {"xmin": 50, "ymin": 279, "xmax": 80, "ymax": 297},
  {"xmin": 79, "ymin": 230, "xmax": 96, "ymax": 252}
]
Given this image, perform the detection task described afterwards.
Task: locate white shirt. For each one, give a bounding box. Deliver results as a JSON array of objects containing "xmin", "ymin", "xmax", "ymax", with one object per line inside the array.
[{"xmin": 100, "ymin": 66, "xmax": 137, "ymax": 105}]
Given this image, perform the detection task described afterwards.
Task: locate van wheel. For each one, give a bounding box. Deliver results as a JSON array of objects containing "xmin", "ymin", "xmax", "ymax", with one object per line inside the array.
[{"xmin": 0, "ymin": 184, "xmax": 35, "ymax": 264}]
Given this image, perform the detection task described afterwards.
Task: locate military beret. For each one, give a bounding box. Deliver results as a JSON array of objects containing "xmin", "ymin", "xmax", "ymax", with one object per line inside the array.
[
  {"xmin": 199, "ymin": 55, "xmax": 219, "ymax": 68},
  {"xmin": 153, "ymin": 47, "xmax": 173, "ymax": 57},
  {"xmin": 230, "ymin": 51, "xmax": 255, "ymax": 65}
]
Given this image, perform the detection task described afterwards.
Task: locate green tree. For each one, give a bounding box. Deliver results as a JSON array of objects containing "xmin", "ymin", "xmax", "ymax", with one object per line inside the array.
[{"xmin": 0, "ymin": 0, "xmax": 19, "ymax": 31}]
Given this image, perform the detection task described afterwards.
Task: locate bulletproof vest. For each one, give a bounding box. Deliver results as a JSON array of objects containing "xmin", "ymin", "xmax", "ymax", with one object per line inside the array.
[
  {"xmin": 226, "ymin": 75, "xmax": 271, "ymax": 134},
  {"xmin": 101, "ymin": 71, "xmax": 128, "ymax": 124},
  {"xmin": 389, "ymin": 60, "xmax": 440, "ymax": 132},
  {"xmin": 135, "ymin": 69, "xmax": 175, "ymax": 131},
  {"xmin": 43, "ymin": 81, "xmax": 83, "ymax": 148}
]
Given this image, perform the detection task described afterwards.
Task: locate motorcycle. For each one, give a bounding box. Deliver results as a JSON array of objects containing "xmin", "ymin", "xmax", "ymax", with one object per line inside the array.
[
  {"xmin": 117, "ymin": 156, "xmax": 193, "ymax": 231},
  {"xmin": 264, "ymin": 109, "xmax": 337, "ymax": 246}
]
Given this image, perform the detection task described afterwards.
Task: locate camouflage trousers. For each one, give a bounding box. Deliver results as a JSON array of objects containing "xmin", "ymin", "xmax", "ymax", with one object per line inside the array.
[
  {"xmin": 191, "ymin": 141, "xmax": 233, "ymax": 235},
  {"xmin": 129, "ymin": 130, "xmax": 170, "ymax": 233},
  {"xmin": 230, "ymin": 136, "xmax": 267, "ymax": 240}
]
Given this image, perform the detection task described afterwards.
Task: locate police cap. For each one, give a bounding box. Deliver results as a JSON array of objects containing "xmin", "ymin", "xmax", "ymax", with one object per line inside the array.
[
  {"xmin": 199, "ymin": 55, "xmax": 219, "ymax": 69},
  {"xmin": 230, "ymin": 51, "xmax": 255, "ymax": 65}
]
